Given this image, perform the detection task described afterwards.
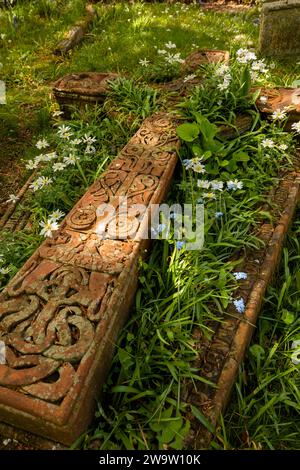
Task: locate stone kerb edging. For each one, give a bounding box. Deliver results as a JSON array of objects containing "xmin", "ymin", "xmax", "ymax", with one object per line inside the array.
[
  {"xmin": 51, "ymin": 49, "xmax": 230, "ymax": 115},
  {"xmin": 185, "ymin": 169, "xmax": 300, "ymax": 449},
  {"xmin": 181, "ymin": 49, "xmax": 230, "ymax": 74},
  {"xmin": 52, "ymin": 72, "xmax": 120, "ymax": 118},
  {"xmin": 0, "ymin": 113, "xmax": 180, "ymax": 445}
]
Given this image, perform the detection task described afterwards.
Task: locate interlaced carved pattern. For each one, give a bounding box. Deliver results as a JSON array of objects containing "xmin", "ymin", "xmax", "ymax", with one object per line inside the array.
[{"xmin": 0, "ymin": 113, "xmax": 179, "ymax": 443}]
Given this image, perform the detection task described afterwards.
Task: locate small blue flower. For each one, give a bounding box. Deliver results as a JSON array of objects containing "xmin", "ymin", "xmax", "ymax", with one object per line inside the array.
[
  {"xmin": 197, "ymin": 198, "xmax": 204, "ymax": 204},
  {"xmin": 176, "ymin": 240, "xmax": 186, "ymax": 250},
  {"xmin": 215, "ymin": 212, "xmax": 224, "ymax": 219},
  {"xmin": 233, "ymin": 272, "xmax": 248, "ymax": 281},
  {"xmin": 170, "ymin": 213, "xmax": 176, "ymax": 220},
  {"xmin": 233, "ymin": 298, "xmax": 246, "ymax": 314}
]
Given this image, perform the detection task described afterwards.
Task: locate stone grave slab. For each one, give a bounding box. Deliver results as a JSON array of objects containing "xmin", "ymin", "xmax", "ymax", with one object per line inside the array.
[
  {"xmin": 256, "ymin": 87, "xmax": 300, "ymax": 131},
  {"xmin": 0, "ymin": 113, "xmax": 180, "ymax": 445},
  {"xmin": 53, "ymin": 72, "xmax": 120, "ymax": 117}
]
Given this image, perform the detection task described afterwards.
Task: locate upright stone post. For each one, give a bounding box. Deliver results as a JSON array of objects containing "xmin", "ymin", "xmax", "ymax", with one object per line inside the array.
[{"xmin": 259, "ymin": 0, "xmax": 300, "ymax": 58}]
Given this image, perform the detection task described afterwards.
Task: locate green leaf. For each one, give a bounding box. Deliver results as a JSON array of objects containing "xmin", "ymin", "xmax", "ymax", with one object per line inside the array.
[
  {"xmin": 205, "ymin": 163, "xmax": 219, "ymax": 175},
  {"xmin": 226, "ymin": 159, "xmax": 238, "ymax": 172},
  {"xmin": 194, "ymin": 113, "xmax": 218, "ymax": 141},
  {"xmin": 176, "ymin": 122, "xmax": 200, "ymax": 142},
  {"xmin": 281, "ymin": 309, "xmax": 295, "ymax": 325},
  {"xmin": 219, "ymin": 159, "xmax": 230, "ymax": 167},
  {"xmin": 252, "ymin": 88, "xmax": 262, "ymax": 103},
  {"xmin": 161, "ymin": 418, "xmax": 182, "ymax": 444},
  {"xmin": 218, "ymin": 268, "xmax": 227, "ymax": 288},
  {"xmin": 170, "ymin": 420, "xmax": 190, "ymax": 450},
  {"xmin": 221, "ymin": 290, "xmax": 230, "ymax": 309},
  {"xmin": 203, "ymin": 138, "xmax": 223, "ymax": 153},
  {"xmin": 166, "ymin": 328, "xmax": 174, "ymax": 342},
  {"xmin": 149, "ymin": 406, "xmax": 174, "ymax": 433},
  {"xmin": 118, "ymin": 348, "xmax": 134, "ymax": 371},
  {"xmin": 202, "ymin": 150, "xmax": 212, "ymax": 160},
  {"xmin": 156, "ymin": 328, "xmax": 170, "ymax": 345},
  {"xmin": 161, "ymin": 406, "xmax": 174, "ymax": 419},
  {"xmin": 111, "ymin": 385, "xmax": 140, "ymax": 394}
]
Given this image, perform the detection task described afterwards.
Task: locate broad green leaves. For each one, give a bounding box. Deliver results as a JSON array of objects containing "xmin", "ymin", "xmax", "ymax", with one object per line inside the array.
[{"xmin": 177, "ymin": 113, "xmax": 219, "ymax": 150}]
